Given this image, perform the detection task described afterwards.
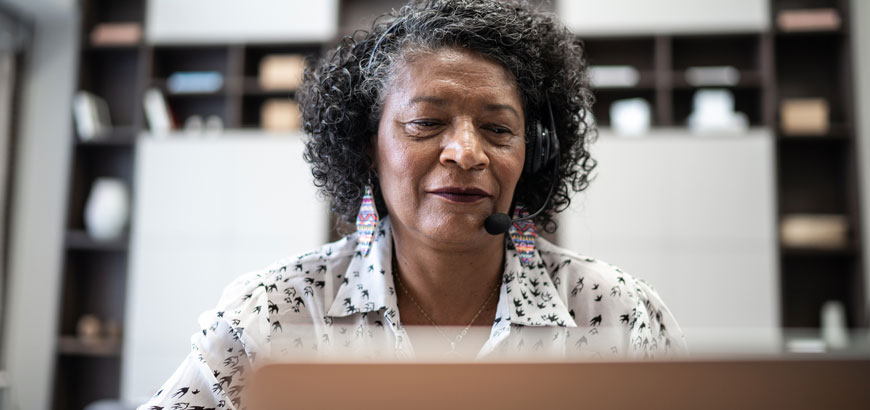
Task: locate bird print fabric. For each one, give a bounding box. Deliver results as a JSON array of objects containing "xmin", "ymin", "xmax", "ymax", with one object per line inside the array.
[{"xmin": 139, "ymin": 216, "xmax": 687, "ymax": 410}]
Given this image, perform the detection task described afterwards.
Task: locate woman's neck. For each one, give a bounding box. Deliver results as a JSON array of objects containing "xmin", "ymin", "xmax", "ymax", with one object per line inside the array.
[{"xmin": 390, "ymin": 221, "xmax": 504, "ymax": 327}]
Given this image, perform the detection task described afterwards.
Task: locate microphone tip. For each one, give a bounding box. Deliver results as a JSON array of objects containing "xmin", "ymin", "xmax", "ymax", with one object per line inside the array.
[{"xmin": 484, "ymin": 213, "xmax": 512, "ymax": 235}]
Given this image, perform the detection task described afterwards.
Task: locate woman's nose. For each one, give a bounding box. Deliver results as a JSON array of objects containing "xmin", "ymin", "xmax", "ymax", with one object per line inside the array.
[{"xmin": 439, "ymin": 118, "xmax": 490, "ymax": 170}]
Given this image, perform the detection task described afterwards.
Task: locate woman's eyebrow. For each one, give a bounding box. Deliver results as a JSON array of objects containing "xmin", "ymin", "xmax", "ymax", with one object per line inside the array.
[
  {"xmin": 410, "ymin": 95, "xmax": 448, "ymax": 106},
  {"xmin": 483, "ymin": 103, "xmax": 520, "ymax": 120},
  {"xmin": 410, "ymin": 96, "xmax": 520, "ymax": 120}
]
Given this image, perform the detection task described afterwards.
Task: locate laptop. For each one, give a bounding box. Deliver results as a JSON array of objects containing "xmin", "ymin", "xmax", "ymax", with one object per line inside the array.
[{"xmin": 245, "ymin": 358, "xmax": 870, "ymax": 410}]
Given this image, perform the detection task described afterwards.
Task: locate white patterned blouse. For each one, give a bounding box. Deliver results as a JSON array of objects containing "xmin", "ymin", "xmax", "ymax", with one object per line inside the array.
[{"xmin": 139, "ymin": 216, "xmax": 687, "ymax": 410}]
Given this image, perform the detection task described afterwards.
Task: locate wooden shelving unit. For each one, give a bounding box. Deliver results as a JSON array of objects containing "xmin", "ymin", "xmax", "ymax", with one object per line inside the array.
[
  {"xmin": 584, "ymin": 33, "xmax": 769, "ymax": 128},
  {"xmin": 52, "ymin": 0, "xmax": 145, "ymax": 408},
  {"xmin": 583, "ymin": 0, "xmax": 864, "ymax": 331},
  {"xmin": 53, "ymin": 0, "xmax": 865, "ymax": 408},
  {"xmin": 54, "ymin": 0, "xmax": 323, "ymax": 408},
  {"xmin": 772, "ymin": 0, "xmax": 864, "ymax": 329}
]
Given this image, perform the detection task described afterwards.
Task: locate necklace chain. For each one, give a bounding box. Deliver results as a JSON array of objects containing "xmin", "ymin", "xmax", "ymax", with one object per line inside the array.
[{"xmin": 393, "ymin": 259, "xmax": 501, "ymax": 353}]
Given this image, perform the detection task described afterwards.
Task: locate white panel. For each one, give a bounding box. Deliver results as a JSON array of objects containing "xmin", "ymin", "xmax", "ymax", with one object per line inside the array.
[
  {"xmin": 122, "ymin": 132, "xmax": 330, "ymax": 403},
  {"xmin": 146, "ymin": 0, "xmax": 339, "ymax": 44},
  {"xmin": 852, "ymin": 0, "xmax": 870, "ymax": 324},
  {"xmin": 1, "ymin": 12, "xmax": 77, "ymax": 410},
  {"xmin": 557, "ymin": 0, "xmax": 769, "ymax": 35},
  {"xmin": 559, "ymin": 129, "xmax": 778, "ymax": 350}
]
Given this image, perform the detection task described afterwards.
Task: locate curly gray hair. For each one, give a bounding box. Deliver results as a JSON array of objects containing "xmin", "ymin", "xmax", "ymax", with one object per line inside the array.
[{"xmin": 297, "ymin": 0, "xmax": 597, "ymax": 233}]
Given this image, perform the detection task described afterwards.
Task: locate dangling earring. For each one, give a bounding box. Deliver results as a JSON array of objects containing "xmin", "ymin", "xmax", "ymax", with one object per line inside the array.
[
  {"xmin": 356, "ymin": 185, "xmax": 379, "ymax": 257},
  {"xmin": 509, "ymin": 204, "xmax": 536, "ymax": 267}
]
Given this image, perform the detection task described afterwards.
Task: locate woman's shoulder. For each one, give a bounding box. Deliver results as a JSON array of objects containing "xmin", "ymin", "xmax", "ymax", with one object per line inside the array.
[
  {"xmin": 535, "ymin": 238, "xmax": 687, "ymax": 357},
  {"xmin": 211, "ymin": 235, "xmax": 358, "ymax": 324},
  {"xmin": 535, "ymin": 238, "xmax": 646, "ymax": 297}
]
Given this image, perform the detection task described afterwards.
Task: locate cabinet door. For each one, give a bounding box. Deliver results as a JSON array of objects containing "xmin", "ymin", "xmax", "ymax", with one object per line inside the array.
[
  {"xmin": 558, "ymin": 129, "xmax": 778, "ymax": 352},
  {"xmin": 146, "ymin": 0, "xmax": 339, "ymax": 44},
  {"xmin": 558, "ymin": 0, "xmax": 769, "ymax": 35},
  {"xmin": 123, "ymin": 132, "xmax": 329, "ymax": 401}
]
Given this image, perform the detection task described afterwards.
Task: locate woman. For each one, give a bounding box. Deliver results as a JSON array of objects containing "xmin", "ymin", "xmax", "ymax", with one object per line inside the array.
[{"xmin": 141, "ymin": 1, "xmax": 686, "ymax": 409}]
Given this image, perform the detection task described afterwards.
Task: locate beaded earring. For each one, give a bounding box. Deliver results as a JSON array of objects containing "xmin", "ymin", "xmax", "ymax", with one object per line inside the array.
[
  {"xmin": 509, "ymin": 205, "xmax": 536, "ymax": 267},
  {"xmin": 356, "ymin": 185, "xmax": 379, "ymax": 257}
]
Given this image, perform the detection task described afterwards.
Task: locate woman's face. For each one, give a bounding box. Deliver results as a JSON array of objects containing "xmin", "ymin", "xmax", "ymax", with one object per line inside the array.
[{"xmin": 374, "ymin": 47, "xmax": 526, "ymax": 246}]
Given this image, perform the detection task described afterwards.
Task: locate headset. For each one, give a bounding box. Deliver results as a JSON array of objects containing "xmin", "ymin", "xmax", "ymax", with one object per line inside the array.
[
  {"xmin": 486, "ymin": 98, "xmax": 560, "ymax": 235},
  {"xmin": 365, "ymin": 18, "xmax": 561, "ymax": 235}
]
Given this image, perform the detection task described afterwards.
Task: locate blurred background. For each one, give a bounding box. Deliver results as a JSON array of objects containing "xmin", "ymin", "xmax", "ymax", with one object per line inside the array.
[{"xmin": 0, "ymin": 0, "xmax": 867, "ymax": 409}]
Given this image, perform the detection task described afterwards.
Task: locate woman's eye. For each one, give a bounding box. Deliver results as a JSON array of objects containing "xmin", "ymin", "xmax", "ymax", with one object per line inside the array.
[
  {"xmin": 486, "ymin": 126, "xmax": 511, "ymax": 134},
  {"xmin": 412, "ymin": 120, "xmax": 440, "ymax": 128}
]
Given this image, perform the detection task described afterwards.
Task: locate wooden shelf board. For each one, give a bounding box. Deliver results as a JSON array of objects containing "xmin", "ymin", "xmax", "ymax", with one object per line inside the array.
[
  {"xmin": 83, "ymin": 43, "xmax": 143, "ymax": 52},
  {"xmin": 75, "ymin": 127, "xmax": 139, "ymax": 147},
  {"xmin": 151, "ymin": 80, "xmax": 226, "ymax": 97},
  {"xmin": 776, "ymin": 123, "xmax": 852, "ymax": 140},
  {"xmin": 777, "ymin": 135, "xmax": 851, "ymax": 143},
  {"xmin": 775, "ymin": 28, "xmax": 845, "ymax": 38},
  {"xmin": 163, "ymin": 89, "xmax": 226, "ymax": 98},
  {"xmin": 591, "ymin": 70, "xmax": 656, "ymax": 90},
  {"xmin": 57, "ymin": 335, "xmax": 122, "ymax": 357},
  {"xmin": 242, "ymin": 78, "xmax": 297, "ymax": 96},
  {"xmin": 66, "ymin": 230, "xmax": 129, "ymax": 251},
  {"xmin": 671, "ymin": 70, "xmax": 763, "ymax": 89},
  {"xmin": 781, "ymin": 245, "xmax": 858, "ymax": 257}
]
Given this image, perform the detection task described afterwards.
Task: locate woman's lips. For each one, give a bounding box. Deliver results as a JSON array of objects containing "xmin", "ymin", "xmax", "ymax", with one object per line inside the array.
[{"xmin": 429, "ymin": 187, "xmax": 492, "ymax": 203}]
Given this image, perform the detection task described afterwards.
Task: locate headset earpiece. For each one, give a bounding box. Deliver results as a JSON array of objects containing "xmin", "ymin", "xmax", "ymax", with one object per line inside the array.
[
  {"xmin": 524, "ymin": 120, "xmax": 542, "ymax": 175},
  {"xmin": 523, "ymin": 115, "xmax": 558, "ymax": 176}
]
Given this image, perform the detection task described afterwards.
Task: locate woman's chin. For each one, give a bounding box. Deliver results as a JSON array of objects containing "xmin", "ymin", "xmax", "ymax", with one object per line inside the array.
[{"xmin": 413, "ymin": 213, "xmax": 501, "ymax": 247}]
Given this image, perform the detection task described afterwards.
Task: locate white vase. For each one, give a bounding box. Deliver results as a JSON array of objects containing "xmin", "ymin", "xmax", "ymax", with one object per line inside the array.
[
  {"xmin": 84, "ymin": 177, "xmax": 130, "ymax": 241},
  {"xmin": 821, "ymin": 300, "xmax": 849, "ymax": 350}
]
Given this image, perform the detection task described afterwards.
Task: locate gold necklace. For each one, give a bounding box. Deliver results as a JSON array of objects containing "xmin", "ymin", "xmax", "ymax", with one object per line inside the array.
[{"xmin": 393, "ymin": 259, "xmax": 501, "ymax": 355}]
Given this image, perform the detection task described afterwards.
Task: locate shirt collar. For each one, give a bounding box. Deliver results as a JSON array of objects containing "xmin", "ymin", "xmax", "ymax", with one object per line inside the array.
[
  {"xmin": 325, "ymin": 217, "xmax": 577, "ymax": 328},
  {"xmin": 500, "ymin": 241, "xmax": 577, "ymax": 328}
]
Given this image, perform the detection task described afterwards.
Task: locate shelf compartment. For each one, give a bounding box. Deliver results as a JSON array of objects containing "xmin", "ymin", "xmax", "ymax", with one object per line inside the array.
[
  {"xmin": 75, "ymin": 126, "xmax": 139, "ymax": 147},
  {"xmin": 672, "ymin": 34, "xmax": 761, "ymax": 71},
  {"xmin": 83, "ymin": 43, "xmax": 142, "ymax": 52},
  {"xmin": 58, "ymin": 251, "xmax": 128, "ymax": 336},
  {"xmin": 164, "ymin": 94, "xmax": 231, "ymax": 128},
  {"xmin": 66, "ymin": 146, "xmax": 135, "ymax": 231},
  {"xmin": 241, "ymin": 77, "xmax": 299, "ymax": 96},
  {"xmin": 240, "ymin": 94, "xmax": 303, "ymax": 129},
  {"xmin": 671, "ymin": 69, "xmax": 763, "ymax": 89},
  {"xmin": 781, "ymin": 252, "xmax": 860, "ymax": 328},
  {"xmin": 590, "ymin": 89, "xmax": 656, "ymax": 127},
  {"xmin": 78, "ymin": 47, "xmax": 142, "ymax": 127},
  {"xmin": 151, "ymin": 46, "xmax": 230, "ymax": 79},
  {"xmin": 773, "ymin": 1, "xmax": 845, "ymax": 34},
  {"xmin": 589, "ymin": 69, "xmax": 656, "ymax": 90},
  {"xmin": 582, "ymin": 37, "xmax": 656, "ymax": 72},
  {"xmin": 775, "ymin": 35, "xmax": 849, "ymax": 124},
  {"xmin": 81, "ymin": 0, "xmax": 145, "ymax": 35},
  {"xmin": 58, "ymin": 336, "xmax": 122, "ymax": 357},
  {"xmin": 52, "ymin": 355, "xmax": 121, "ymax": 410},
  {"xmin": 242, "ymin": 43, "xmax": 321, "ymax": 78},
  {"xmin": 776, "ymin": 122, "xmax": 852, "ymax": 140},
  {"xmin": 66, "ymin": 230, "xmax": 129, "ymax": 251},
  {"xmin": 672, "ymin": 88, "xmax": 763, "ymax": 126},
  {"xmin": 777, "ymin": 142, "xmax": 850, "ymax": 214},
  {"xmin": 782, "ymin": 245, "xmax": 858, "ymax": 257},
  {"xmin": 775, "ymin": 27, "xmax": 845, "ymax": 37},
  {"xmin": 771, "ymin": 1, "xmax": 844, "ymax": 14}
]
